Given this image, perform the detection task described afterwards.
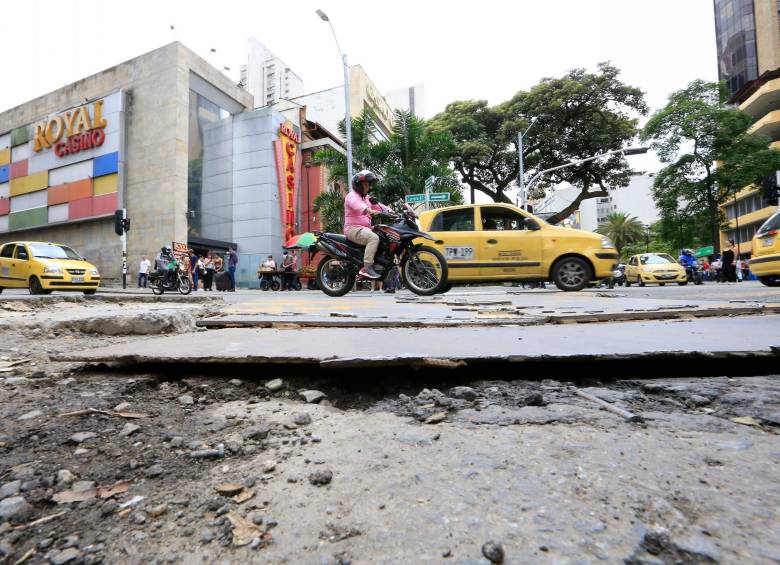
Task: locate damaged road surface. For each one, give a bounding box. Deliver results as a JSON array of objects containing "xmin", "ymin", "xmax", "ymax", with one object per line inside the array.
[{"xmin": 1, "ymin": 286, "xmax": 780, "ymax": 563}]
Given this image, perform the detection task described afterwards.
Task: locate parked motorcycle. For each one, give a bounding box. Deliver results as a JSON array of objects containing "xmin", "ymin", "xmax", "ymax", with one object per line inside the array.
[
  {"xmin": 313, "ymin": 204, "xmax": 449, "ymax": 297},
  {"xmin": 149, "ymin": 261, "xmax": 192, "ymax": 295},
  {"xmin": 612, "ymin": 264, "xmax": 626, "ymax": 287}
]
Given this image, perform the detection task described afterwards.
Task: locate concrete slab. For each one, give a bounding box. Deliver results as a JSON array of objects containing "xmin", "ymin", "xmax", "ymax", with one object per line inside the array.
[{"xmin": 58, "ymin": 314, "xmax": 780, "ymax": 367}]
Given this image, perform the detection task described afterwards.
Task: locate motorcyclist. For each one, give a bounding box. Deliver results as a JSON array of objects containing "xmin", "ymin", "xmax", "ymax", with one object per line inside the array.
[
  {"xmin": 679, "ymin": 248, "xmax": 697, "ymax": 270},
  {"xmin": 343, "ymin": 170, "xmax": 390, "ymax": 279},
  {"xmin": 153, "ymin": 246, "xmax": 177, "ymax": 286}
]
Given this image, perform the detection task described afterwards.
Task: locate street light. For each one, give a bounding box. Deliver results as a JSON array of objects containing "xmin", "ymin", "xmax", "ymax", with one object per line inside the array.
[
  {"xmin": 524, "ymin": 146, "xmax": 649, "ymax": 195},
  {"xmin": 517, "ymin": 116, "xmax": 539, "ymax": 211},
  {"xmin": 316, "ymin": 9, "xmax": 353, "ymax": 185}
]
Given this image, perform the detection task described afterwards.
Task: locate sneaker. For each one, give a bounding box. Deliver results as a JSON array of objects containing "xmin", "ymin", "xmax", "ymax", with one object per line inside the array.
[{"xmin": 360, "ymin": 265, "xmax": 382, "ymax": 279}]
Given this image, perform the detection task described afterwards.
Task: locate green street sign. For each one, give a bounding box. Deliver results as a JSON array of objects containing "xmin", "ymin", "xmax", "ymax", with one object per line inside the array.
[
  {"xmin": 405, "ymin": 193, "xmax": 426, "ymax": 203},
  {"xmin": 695, "ymin": 245, "xmax": 714, "ymax": 257},
  {"xmin": 428, "ymin": 192, "xmax": 450, "ymax": 202},
  {"xmin": 425, "ymin": 176, "xmax": 436, "ymax": 191}
]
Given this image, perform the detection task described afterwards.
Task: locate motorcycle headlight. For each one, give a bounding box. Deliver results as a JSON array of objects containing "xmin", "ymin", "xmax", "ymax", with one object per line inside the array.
[
  {"xmin": 600, "ymin": 237, "xmax": 615, "ymax": 248},
  {"xmin": 43, "ymin": 266, "xmax": 62, "ymax": 274},
  {"xmin": 90, "ymin": 269, "xmax": 99, "ymax": 276}
]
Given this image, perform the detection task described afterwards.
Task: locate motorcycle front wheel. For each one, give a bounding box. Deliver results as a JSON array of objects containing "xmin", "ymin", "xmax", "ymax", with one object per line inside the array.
[
  {"xmin": 178, "ymin": 276, "xmax": 192, "ymax": 295},
  {"xmin": 317, "ymin": 257, "xmax": 356, "ymax": 297},
  {"xmin": 402, "ymin": 245, "xmax": 448, "ymax": 296},
  {"xmin": 151, "ymin": 283, "xmax": 164, "ymax": 295}
]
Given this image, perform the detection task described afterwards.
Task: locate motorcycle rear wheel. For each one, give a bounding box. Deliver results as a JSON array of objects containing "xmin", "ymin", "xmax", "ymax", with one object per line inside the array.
[
  {"xmin": 151, "ymin": 283, "xmax": 164, "ymax": 295},
  {"xmin": 402, "ymin": 245, "xmax": 448, "ymax": 296},
  {"xmin": 317, "ymin": 257, "xmax": 356, "ymax": 297}
]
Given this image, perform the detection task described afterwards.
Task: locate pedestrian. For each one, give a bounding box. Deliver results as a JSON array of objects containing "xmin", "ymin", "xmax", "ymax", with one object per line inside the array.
[
  {"xmin": 188, "ymin": 249, "xmax": 200, "ymax": 290},
  {"xmin": 736, "ymin": 256, "xmax": 744, "ymax": 282},
  {"xmin": 137, "ymin": 255, "xmax": 151, "ymax": 288},
  {"xmin": 722, "ymin": 240, "xmax": 736, "ymax": 282},
  {"xmin": 214, "ymin": 253, "xmax": 224, "ymax": 274},
  {"xmin": 203, "ymin": 252, "xmax": 215, "ymax": 291},
  {"xmin": 194, "ymin": 254, "xmax": 205, "ymax": 291},
  {"xmin": 282, "ymin": 251, "xmax": 294, "ymax": 290},
  {"xmin": 181, "ymin": 251, "xmax": 192, "ymax": 285},
  {"xmin": 227, "ymin": 247, "xmax": 238, "ymax": 291},
  {"xmin": 702, "ymin": 258, "xmax": 710, "ymax": 281}
]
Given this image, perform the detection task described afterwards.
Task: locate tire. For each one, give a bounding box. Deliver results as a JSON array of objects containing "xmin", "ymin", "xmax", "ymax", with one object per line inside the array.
[
  {"xmin": 637, "ymin": 276, "xmax": 645, "ymax": 287},
  {"xmin": 178, "ymin": 276, "xmax": 192, "ymax": 295},
  {"xmin": 83, "ymin": 290, "xmax": 96, "ymax": 295},
  {"xmin": 659, "ymin": 283, "xmax": 665, "ymax": 287},
  {"xmin": 551, "ymin": 257, "xmax": 591, "ymax": 292},
  {"xmin": 271, "ymin": 281, "xmax": 281, "ymax": 291},
  {"xmin": 260, "ymin": 280, "xmax": 270, "ymax": 291},
  {"xmin": 307, "ymin": 279, "xmax": 318, "ymax": 291},
  {"xmin": 678, "ymin": 281, "xmax": 688, "ymax": 286},
  {"xmin": 317, "ymin": 257, "xmax": 355, "ymax": 297},
  {"xmin": 442, "ymin": 283, "xmax": 453, "ymax": 293},
  {"xmin": 402, "ymin": 245, "xmax": 449, "ymax": 296},
  {"xmin": 151, "ymin": 284, "xmax": 164, "ymax": 295},
  {"xmin": 295, "ymin": 281, "xmax": 302, "ymax": 291},
  {"xmin": 759, "ymin": 275, "xmax": 780, "ymax": 287},
  {"xmin": 0, "ymin": 287, "xmax": 3, "ymax": 294},
  {"xmin": 625, "ymin": 279, "xmax": 631, "ymax": 287},
  {"xmin": 29, "ymin": 276, "xmax": 45, "ymax": 295}
]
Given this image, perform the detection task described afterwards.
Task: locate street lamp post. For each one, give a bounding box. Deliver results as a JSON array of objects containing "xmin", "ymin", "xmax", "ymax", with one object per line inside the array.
[
  {"xmin": 517, "ymin": 116, "xmax": 538, "ymax": 211},
  {"xmin": 316, "ymin": 9, "xmax": 353, "ymax": 185}
]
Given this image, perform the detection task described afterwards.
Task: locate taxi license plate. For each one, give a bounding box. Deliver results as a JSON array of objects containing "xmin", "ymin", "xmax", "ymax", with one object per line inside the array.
[
  {"xmin": 72, "ymin": 276, "xmax": 84, "ymax": 283},
  {"xmin": 763, "ymin": 237, "xmax": 774, "ymax": 247},
  {"xmin": 444, "ymin": 246, "xmax": 474, "ymax": 260}
]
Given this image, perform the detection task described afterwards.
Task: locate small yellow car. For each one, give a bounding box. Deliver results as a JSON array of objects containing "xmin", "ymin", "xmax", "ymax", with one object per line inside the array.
[
  {"xmin": 749, "ymin": 209, "xmax": 780, "ymax": 287},
  {"xmin": 417, "ymin": 203, "xmax": 619, "ymax": 291},
  {"xmin": 0, "ymin": 241, "xmax": 101, "ymax": 295},
  {"xmin": 624, "ymin": 253, "xmax": 687, "ymax": 286}
]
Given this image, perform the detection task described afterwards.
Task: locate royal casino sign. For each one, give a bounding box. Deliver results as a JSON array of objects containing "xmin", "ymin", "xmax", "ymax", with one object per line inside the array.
[
  {"xmin": 32, "ymin": 99, "xmax": 108, "ymax": 158},
  {"xmin": 275, "ymin": 122, "xmax": 300, "ymax": 242}
]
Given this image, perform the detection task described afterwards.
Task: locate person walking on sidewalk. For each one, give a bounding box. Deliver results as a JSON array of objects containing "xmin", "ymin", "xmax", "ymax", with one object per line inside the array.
[
  {"xmin": 227, "ymin": 247, "xmax": 238, "ymax": 291},
  {"xmin": 722, "ymin": 240, "xmax": 736, "ymax": 282},
  {"xmin": 203, "ymin": 252, "xmax": 215, "ymax": 291},
  {"xmin": 138, "ymin": 256, "xmax": 151, "ymax": 288}
]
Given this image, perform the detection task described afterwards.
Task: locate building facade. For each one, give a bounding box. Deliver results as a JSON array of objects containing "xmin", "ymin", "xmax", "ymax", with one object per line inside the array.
[
  {"xmin": 0, "ymin": 42, "xmax": 343, "ymax": 289},
  {"xmin": 292, "ymin": 65, "xmax": 396, "ymax": 141},
  {"xmin": 241, "ymin": 38, "xmax": 304, "ymax": 107},
  {"xmin": 384, "ymin": 83, "xmax": 426, "ymax": 119},
  {"xmin": 717, "ymin": 0, "xmax": 780, "ymax": 255}
]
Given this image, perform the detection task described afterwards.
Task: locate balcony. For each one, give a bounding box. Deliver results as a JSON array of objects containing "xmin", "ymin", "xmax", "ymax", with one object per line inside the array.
[
  {"xmin": 740, "ymin": 78, "xmax": 780, "ymax": 119},
  {"xmin": 748, "ymin": 109, "xmax": 780, "ymax": 140}
]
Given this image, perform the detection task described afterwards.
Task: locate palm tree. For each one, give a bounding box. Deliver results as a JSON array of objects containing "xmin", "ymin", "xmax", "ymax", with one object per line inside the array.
[
  {"xmin": 312, "ymin": 187, "xmax": 345, "ymax": 234},
  {"xmin": 596, "ymin": 212, "xmax": 645, "ymax": 253}
]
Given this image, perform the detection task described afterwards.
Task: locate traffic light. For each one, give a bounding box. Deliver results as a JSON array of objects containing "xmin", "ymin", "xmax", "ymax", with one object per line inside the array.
[
  {"xmin": 114, "ymin": 209, "xmax": 123, "ymax": 236},
  {"xmin": 122, "ymin": 218, "xmax": 131, "ymax": 232},
  {"xmin": 762, "ymin": 173, "xmax": 779, "ymax": 206}
]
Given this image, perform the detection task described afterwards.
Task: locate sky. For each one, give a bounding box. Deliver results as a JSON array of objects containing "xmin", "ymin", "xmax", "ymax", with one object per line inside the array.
[{"xmin": 2, "ymin": 0, "xmax": 718, "ymax": 178}]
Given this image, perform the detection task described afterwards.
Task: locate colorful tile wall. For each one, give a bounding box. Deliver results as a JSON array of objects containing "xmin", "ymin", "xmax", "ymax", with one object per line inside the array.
[
  {"xmin": 0, "ymin": 148, "xmax": 9, "ymax": 166},
  {"xmin": 48, "ymin": 203, "xmax": 68, "ymax": 223},
  {"xmin": 0, "ymin": 166, "xmax": 8, "ymax": 184},
  {"xmin": 47, "ymin": 185, "xmax": 69, "ymax": 206},
  {"xmin": 0, "ymin": 216, "xmax": 8, "ymax": 233},
  {"xmin": 68, "ymin": 179, "xmax": 92, "ymax": 201},
  {"xmin": 93, "ymin": 152, "xmax": 118, "ymax": 177},
  {"xmin": 0, "ymin": 133, "xmax": 9, "ymax": 149},
  {"xmin": 93, "ymin": 192, "xmax": 118, "ymax": 215},
  {"xmin": 10, "ymin": 160, "xmax": 28, "ymax": 179},
  {"xmin": 0, "ymin": 182, "xmax": 8, "ymax": 199},
  {"xmin": 10, "ymin": 126, "xmax": 29, "ymax": 147},
  {"xmin": 10, "ymin": 190, "xmax": 47, "ymax": 213},
  {"xmin": 93, "ymin": 174, "xmax": 118, "ymax": 196},
  {"xmin": 10, "ymin": 171, "xmax": 48, "ymax": 197},
  {"xmin": 49, "ymin": 161, "xmax": 92, "ymax": 186},
  {"xmin": 11, "ymin": 143, "xmax": 32, "ymax": 162},
  {"xmin": 9, "ymin": 206, "xmax": 47, "ymax": 231},
  {"xmin": 0, "ymin": 198, "xmax": 9, "ymax": 216},
  {"xmin": 68, "ymin": 198, "xmax": 92, "ymax": 220}
]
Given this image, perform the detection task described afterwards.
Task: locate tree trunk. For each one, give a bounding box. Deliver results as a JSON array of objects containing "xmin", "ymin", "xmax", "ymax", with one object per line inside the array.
[
  {"xmin": 546, "ymin": 187, "xmax": 606, "ymax": 225},
  {"xmin": 706, "ymin": 180, "xmax": 720, "ymax": 253}
]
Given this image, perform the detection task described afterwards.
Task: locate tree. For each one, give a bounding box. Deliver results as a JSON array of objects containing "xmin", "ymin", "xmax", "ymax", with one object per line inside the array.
[
  {"xmin": 429, "ymin": 62, "xmax": 648, "ymax": 222},
  {"xmin": 596, "ymin": 212, "xmax": 645, "ymax": 253},
  {"xmin": 641, "ymin": 80, "xmax": 780, "ymax": 251},
  {"xmin": 312, "ymin": 187, "xmax": 345, "ymax": 234},
  {"xmin": 313, "ymin": 109, "xmax": 462, "ymax": 206}
]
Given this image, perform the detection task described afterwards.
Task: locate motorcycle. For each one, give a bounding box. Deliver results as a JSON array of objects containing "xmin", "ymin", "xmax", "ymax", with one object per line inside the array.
[
  {"xmin": 149, "ymin": 260, "xmax": 192, "ymax": 295},
  {"xmin": 313, "ymin": 203, "xmax": 449, "ymax": 297},
  {"xmin": 612, "ymin": 264, "xmax": 626, "ymax": 287},
  {"xmin": 684, "ymin": 264, "xmax": 704, "ymax": 285}
]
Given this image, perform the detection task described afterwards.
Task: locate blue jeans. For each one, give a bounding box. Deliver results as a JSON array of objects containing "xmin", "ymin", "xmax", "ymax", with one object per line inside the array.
[
  {"xmin": 137, "ymin": 273, "xmax": 148, "ymax": 287},
  {"xmin": 228, "ymin": 266, "xmax": 236, "ymax": 290}
]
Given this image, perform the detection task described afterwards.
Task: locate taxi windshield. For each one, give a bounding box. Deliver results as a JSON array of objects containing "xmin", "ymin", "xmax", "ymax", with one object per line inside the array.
[
  {"xmin": 29, "ymin": 244, "xmax": 83, "ymax": 260},
  {"xmin": 639, "ymin": 254, "xmax": 675, "ymax": 265}
]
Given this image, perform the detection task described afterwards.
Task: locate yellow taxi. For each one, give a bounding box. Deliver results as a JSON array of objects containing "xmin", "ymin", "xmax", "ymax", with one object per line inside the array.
[
  {"xmin": 749, "ymin": 209, "xmax": 780, "ymax": 287},
  {"xmin": 624, "ymin": 252, "xmax": 687, "ymax": 286},
  {"xmin": 417, "ymin": 203, "xmax": 619, "ymax": 291},
  {"xmin": 0, "ymin": 241, "xmax": 101, "ymax": 295}
]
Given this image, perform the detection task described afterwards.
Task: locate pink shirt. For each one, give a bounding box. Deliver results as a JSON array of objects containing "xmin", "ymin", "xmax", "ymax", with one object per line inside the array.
[{"xmin": 344, "ymin": 191, "xmax": 373, "ymax": 234}]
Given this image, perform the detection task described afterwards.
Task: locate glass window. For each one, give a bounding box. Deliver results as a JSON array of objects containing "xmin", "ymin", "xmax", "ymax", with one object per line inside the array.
[
  {"xmin": 430, "ymin": 208, "xmax": 475, "ymax": 231},
  {"xmin": 0, "ymin": 244, "xmax": 14, "ymax": 258},
  {"xmin": 28, "ymin": 244, "xmax": 82, "ymax": 260},
  {"xmin": 756, "ymin": 210, "xmax": 780, "ymax": 236},
  {"xmin": 481, "ymin": 207, "xmax": 526, "ymax": 231},
  {"xmin": 639, "ymin": 254, "xmax": 675, "ymax": 265},
  {"xmin": 14, "ymin": 245, "xmax": 29, "ymax": 260},
  {"xmin": 714, "ymin": 0, "xmax": 758, "ymax": 96}
]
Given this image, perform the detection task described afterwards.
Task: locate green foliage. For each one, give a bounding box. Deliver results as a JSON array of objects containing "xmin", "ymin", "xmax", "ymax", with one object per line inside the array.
[
  {"xmin": 429, "ymin": 62, "xmax": 648, "ymax": 222},
  {"xmin": 595, "ymin": 212, "xmax": 645, "ymax": 253},
  {"xmin": 312, "ymin": 109, "xmax": 462, "ymax": 207},
  {"xmin": 641, "ymin": 79, "xmax": 780, "ymax": 251},
  {"xmin": 312, "ymin": 188, "xmax": 344, "ymax": 234}
]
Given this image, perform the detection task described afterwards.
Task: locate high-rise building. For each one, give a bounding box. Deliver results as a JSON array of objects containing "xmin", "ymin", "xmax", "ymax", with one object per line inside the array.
[
  {"xmin": 241, "ymin": 38, "xmax": 304, "ymax": 107},
  {"xmin": 715, "ymin": 1, "xmax": 780, "ymax": 256},
  {"xmin": 714, "ymin": 0, "xmax": 780, "ymax": 96}
]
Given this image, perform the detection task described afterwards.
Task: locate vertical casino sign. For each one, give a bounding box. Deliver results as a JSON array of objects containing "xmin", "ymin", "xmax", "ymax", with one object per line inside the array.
[{"xmin": 274, "ymin": 122, "xmax": 300, "ymax": 243}]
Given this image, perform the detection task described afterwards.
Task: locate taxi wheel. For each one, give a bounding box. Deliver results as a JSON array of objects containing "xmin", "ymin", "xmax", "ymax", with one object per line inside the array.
[
  {"xmin": 636, "ymin": 276, "xmax": 645, "ymax": 287},
  {"xmin": 551, "ymin": 257, "xmax": 591, "ymax": 292},
  {"xmin": 760, "ymin": 275, "xmax": 780, "ymax": 287},
  {"xmin": 659, "ymin": 283, "xmax": 665, "ymax": 287},
  {"xmin": 678, "ymin": 281, "xmax": 688, "ymax": 286},
  {"xmin": 29, "ymin": 276, "xmax": 46, "ymax": 295},
  {"xmin": 83, "ymin": 290, "xmax": 96, "ymax": 295},
  {"xmin": 0, "ymin": 287, "xmax": 3, "ymax": 294}
]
